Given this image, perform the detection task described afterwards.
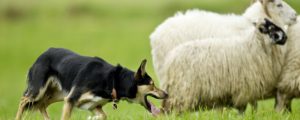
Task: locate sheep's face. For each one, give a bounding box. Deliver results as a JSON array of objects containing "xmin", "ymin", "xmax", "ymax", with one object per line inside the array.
[
  {"xmin": 259, "ymin": 18, "xmax": 287, "ymax": 45},
  {"xmin": 265, "ymin": 0, "xmax": 297, "ymax": 26}
]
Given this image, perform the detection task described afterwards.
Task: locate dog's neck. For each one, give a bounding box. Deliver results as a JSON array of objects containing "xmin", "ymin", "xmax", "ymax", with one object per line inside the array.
[{"xmin": 113, "ymin": 66, "xmax": 137, "ymax": 99}]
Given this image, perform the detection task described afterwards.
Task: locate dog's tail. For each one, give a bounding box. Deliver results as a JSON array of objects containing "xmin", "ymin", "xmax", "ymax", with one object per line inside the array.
[
  {"xmin": 16, "ymin": 51, "xmax": 56, "ymax": 120},
  {"xmin": 16, "ymin": 63, "xmax": 51, "ymax": 120},
  {"xmin": 22, "ymin": 66, "xmax": 47, "ymax": 110},
  {"xmin": 22, "ymin": 55, "xmax": 53, "ymax": 109}
]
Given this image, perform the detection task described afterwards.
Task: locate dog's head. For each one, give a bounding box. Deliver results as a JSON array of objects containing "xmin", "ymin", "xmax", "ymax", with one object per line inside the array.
[{"xmin": 132, "ymin": 59, "xmax": 168, "ymax": 115}]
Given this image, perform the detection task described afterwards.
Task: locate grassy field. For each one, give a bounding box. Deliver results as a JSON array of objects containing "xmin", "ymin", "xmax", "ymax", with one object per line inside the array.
[{"xmin": 0, "ymin": 0, "xmax": 300, "ymax": 119}]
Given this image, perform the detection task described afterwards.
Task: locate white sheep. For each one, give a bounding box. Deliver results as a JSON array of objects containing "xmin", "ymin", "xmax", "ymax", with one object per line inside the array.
[
  {"xmin": 150, "ymin": 0, "xmax": 297, "ymax": 83},
  {"xmin": 160, "ymin": 19, "xmax": 287, "ymax": 113},
  {"xmin": 276, "ymin": 16, "xmax": 300, "ymax": 112}
]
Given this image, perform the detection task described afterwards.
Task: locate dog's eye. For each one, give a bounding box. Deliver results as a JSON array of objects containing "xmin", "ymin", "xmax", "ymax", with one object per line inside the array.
[
  {"xmin": 150, "ymin": 81, "xmax": 154, "ymax": 85},
  {"xmin": 277, "ymin": 4, "xmax": 283, "ymax": 7}
]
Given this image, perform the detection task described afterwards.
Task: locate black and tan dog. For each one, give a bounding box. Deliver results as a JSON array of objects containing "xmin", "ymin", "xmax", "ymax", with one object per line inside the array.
[{"xmin": 16, "ymin": 48, "xmax": 168, "ymax": 120}]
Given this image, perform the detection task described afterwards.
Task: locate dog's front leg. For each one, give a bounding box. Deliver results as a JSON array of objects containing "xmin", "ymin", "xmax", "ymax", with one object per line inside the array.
[
  {"xmin": 61, "ymin": 98, "xmax": 74, "ymax": 120},
  {"xmin": 89, "ymin": 106, "xmax": 106, "ymax": 120}
]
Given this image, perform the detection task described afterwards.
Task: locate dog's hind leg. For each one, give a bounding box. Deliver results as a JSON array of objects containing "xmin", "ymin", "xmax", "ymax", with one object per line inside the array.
[
  {"xmin": 15, "ymin": 97, "xmax": 30, "ymax": 120},
  {"xmin": 39, "ymin": 107, "xmax": 50, "ymax": 120}
]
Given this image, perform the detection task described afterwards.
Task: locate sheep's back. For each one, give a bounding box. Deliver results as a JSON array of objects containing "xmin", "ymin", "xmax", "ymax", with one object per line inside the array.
[
  {"xmin": 150, "ymin": 9, "xmax": 253, "ymax": 83},
  {"xmin": 161, "ymin": 37, "xmax": 278, "ymax": 110}
]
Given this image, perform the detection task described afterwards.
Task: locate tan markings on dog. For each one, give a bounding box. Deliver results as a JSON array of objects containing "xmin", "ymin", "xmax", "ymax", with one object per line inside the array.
[
  {"xmin": 61, "ymin": 87, "xmax": 76, "ymax": 120},
  {"xmin": 131, "ymin": 85, "xmax": 154, "ymax": 103},
  {"xmin": 15, "ymin": 76, "xmax": 66, "ymax": 120},
  {"xmin": 77, "ymin": 91, "xmax": 109, "ymax": 110},
  {"xmin": 39, "ymin": 107, "xmax": 50, "ymax": 120},
  {"xmin": 15, "ymin": 96, "xmax": 30, "ymax": 120},
  {"xmin": 138, "ymin": 85, "xmax": 154, "ymax": 94},
  {"xmin": 34, "ymin": 76, "xmax": 63, "ymax": 101},
  {"xmin": 44, "ymin": 76, "xmax": 67, "ymax": 104},
  {"xmin": 89, "ymin": 106, "xmax": 107, "ymax": 120},
  {"xmin": 61, "ymin": 98, "xmax": 73, "ymax": 120},
  {"xmin": 39, "ymin": 76, "xmax": 67, "ymax": 109}
]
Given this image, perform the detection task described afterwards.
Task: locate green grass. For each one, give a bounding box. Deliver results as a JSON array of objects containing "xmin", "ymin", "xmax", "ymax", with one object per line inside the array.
[{"xmin": 0, "ymin": 0, "xmax": 300, "ymax": 119}]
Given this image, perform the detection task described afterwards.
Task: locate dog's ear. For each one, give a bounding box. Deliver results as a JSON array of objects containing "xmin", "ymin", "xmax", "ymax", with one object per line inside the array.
[{"xmin": 135, "ymin": 59, "xmax": 147, "ymax": 80}]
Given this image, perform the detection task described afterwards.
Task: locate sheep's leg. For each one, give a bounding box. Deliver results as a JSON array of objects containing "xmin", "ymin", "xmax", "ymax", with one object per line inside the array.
[
  {"xmin": 15, "ymin": 97, "xmax": 30, "ymax": 120},
  {"xmin": 236, "ymin": 105, "xmax": 247, "ymax": 115},
  {"xmin": 161, "ymin": 99, "xmax": 172, "ymax": 114},
  {"xmin": 275, "ymin": 91, "xmax": 292, "ymax": 113},
  {"xmin": 286, "ymin": 99, "xmax": 292, "ymax": 112},
  {"xmin": 214, "ymin": 107, "xmax": 226, "ymax": 113},
  {"xmin": 250, "ymin": 101, "xmax": 258, "ymax": 112}
]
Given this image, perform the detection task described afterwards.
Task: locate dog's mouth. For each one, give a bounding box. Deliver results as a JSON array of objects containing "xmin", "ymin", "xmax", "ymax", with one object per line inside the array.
[{"xmin": 144, "ymin": 93, "xmax": 162, "ymax": 116}]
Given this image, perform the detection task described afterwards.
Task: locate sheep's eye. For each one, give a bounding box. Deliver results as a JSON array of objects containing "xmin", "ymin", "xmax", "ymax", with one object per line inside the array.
[
  {"xmin": 268, "ymin": 26, "xmax": 275, "ymax": 30},
  {"xmin": 277, "ymin": 4, "xmax": 283, "ymax": 7}
]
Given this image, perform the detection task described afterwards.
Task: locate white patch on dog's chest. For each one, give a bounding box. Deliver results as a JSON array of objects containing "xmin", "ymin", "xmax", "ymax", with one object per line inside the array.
[{"xmin": 77, "ymin": 92, "xmax": 109, "ymax": 110}]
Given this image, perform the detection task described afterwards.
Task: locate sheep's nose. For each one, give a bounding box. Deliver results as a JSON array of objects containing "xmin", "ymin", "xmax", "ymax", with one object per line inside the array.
[
  {"xmin": 163, "ymin": 91, "xmax": 169, "ymax": 98},
  {"xmin": 293, "ymin": 13, "xmax": 297, "ymax": 21}
]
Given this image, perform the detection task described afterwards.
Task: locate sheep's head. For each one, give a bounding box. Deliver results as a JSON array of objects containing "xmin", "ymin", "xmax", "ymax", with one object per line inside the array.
[
  {"xmin": 258, "ymin": 18, "xmax": 287, "ymax": 45},
  {"xmin": 260, "ymin": 0, "xmax": 297, "ymax": 26},
  {"xmin": 247, "ymin": 0, "xmax": 297, "ymax": 27}
]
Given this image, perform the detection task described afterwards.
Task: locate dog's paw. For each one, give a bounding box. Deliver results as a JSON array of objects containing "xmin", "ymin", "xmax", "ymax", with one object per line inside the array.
[
  {"xmin": 87, "ymin": 116, "xmax": 93, "ymax": 120},
  {"xmin": 87, "ymin": 115, "xmax": 106, "ymax": 120}
]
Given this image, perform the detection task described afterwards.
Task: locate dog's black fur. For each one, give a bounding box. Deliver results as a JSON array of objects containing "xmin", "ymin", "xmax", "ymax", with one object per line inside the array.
[
  {"xmin": 26, "ymin": 48, "xmax": 142, "ymax": 102},
  {"xmin": 16, "ymin": 48, "xmax": 167, "ymax": 120}
]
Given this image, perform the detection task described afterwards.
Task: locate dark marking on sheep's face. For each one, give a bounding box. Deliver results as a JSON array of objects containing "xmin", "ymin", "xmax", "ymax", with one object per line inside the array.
[{"xmin": 259, "ymin": 18, "xmax": 287, "ymax": 45}]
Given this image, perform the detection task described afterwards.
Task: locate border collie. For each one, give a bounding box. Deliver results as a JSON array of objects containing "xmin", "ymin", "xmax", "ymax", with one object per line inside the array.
[{"xmin": 16, "ymin": 48, "xmax": 168, "ymax": 120}]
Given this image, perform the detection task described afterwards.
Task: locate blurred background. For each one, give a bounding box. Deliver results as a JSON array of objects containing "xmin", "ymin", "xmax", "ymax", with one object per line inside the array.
[{"xmin": 0, "ymin": 0, "xmax": 299, "ymax": 119}]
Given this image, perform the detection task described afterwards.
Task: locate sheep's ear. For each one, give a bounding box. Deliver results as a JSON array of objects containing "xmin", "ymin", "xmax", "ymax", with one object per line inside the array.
[
  {"xmin": 252, "ymin": 0, "xmax": 259, "ymax": 3},
  {"xmin": 259, "ymin": 24, "xmax": 269, "ymax": 34},
  {"xmin": 259, "ymin": 0, "xmax": 274, "ymax": 3},
  {"xmin": 253, "ymin": 0, "xmax": 275, "ymax": 5},
  {"xmin": 258, "ymin": 19, "xmax": 271, "ymax": 34},
  {"xmin": 134, "ymin": 59, "xmax": 147, "ymax": 80},
  {"xmin": 259, "ymin": 0, "xmax": 272, "ymax": 17}
]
